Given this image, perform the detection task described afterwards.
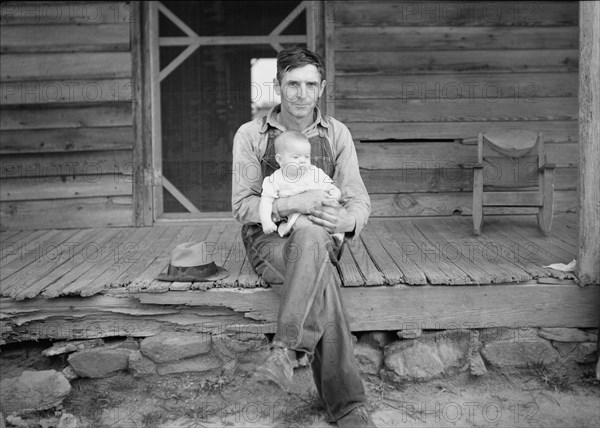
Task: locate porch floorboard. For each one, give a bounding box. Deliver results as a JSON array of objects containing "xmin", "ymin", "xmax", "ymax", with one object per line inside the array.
[{"xmin": 0, "ymin": 214, "xmax": 580, "ymax": 300}]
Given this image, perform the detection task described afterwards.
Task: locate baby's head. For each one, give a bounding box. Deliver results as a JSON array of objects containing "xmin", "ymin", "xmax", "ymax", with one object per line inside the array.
[{"xmin": 274, "ymin": 131, "xmax": 311, "ymax": 172}]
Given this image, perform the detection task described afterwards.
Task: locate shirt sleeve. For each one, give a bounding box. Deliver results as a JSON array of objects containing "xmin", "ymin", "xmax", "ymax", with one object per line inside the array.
[
  {"xmin": 330, "ymin": 121, "xmax": 371, "ymax": 240},
  {"xmin": 261, "ymin": 175, "xmax": 279, "ymax": 199},
  {"xmin": 231, "ymin": 129, "xmax": 263, "ymax": 224}
]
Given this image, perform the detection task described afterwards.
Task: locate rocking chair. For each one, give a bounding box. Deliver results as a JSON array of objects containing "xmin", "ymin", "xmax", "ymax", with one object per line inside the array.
[{"xmin": 473, "ymin": 130, "xmax": 555, "ymax": 235}]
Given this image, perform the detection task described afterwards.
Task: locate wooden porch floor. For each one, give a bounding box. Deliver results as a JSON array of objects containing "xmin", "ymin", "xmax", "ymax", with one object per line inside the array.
[{"xmin": 0, "ymin": 215, "xmax": 579, "ymax": 300}]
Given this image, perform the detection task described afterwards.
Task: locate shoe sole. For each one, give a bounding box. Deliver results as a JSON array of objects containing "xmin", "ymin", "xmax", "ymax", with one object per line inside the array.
[{"xmin": 253, "ymin": 368, "xmax": 292, "ymax": 392}]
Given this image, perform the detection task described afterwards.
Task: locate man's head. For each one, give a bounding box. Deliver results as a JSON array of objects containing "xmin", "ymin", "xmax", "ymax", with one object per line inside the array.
[
  {"xmin": 274, "ymin": 47, "xmax": 326, "ymax": 120},
  {"xmin": 274, "ymin": 131, "xmax": 311, "ymax": 171},
  {"xmin": 276, "ymin": 47, "xmax": 325, "ymax": 84}
]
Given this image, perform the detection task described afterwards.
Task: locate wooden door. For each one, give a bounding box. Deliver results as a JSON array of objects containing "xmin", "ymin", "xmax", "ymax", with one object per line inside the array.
[{"xmin": 145, "ymin": 0, "xmax": 320, "ymax": 220}]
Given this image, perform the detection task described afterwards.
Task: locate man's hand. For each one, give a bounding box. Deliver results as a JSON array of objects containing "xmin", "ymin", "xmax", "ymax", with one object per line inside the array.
[
  {"xmin": 308, "ymin": 199, "xmax": 356, "ymax": 234},
  {"xmin": 276, "ymin": 190, "xmax": 331, "ymax": 216}
]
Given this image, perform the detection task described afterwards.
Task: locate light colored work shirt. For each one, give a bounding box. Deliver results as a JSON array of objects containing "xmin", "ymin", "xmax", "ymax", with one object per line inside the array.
[{"xmin": 232, "ymin": 105, "xmax": 371, "ymax": 240}]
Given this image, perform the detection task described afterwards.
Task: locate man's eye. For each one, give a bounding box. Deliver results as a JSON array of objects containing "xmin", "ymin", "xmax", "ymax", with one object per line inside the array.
[{"xmin": 308, "ymin": 82, "xmax": 318, "ymax": 87}]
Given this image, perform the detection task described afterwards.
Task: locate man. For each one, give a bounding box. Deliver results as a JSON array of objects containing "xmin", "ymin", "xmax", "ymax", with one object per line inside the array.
[{"xmin": 232, "ymin": 47, "xmax": 375, "ymax": 427}]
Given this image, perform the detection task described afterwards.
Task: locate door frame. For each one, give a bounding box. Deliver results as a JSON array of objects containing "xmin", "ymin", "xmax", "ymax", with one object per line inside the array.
[{"xmin": 133, "ymin": 0, "xmax": 330, "ymax": 225}]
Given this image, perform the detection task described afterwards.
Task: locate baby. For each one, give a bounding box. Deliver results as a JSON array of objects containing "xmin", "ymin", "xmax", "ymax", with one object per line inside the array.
[{"xmin": 259, "ymin": 130, "xmax": 343, "ymax": 243}]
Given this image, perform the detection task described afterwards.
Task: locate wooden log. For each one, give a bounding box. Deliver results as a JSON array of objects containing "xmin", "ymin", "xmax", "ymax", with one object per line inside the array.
[
  {"xmin": 369, "ymin": 190, "xmax": 576, "ymax": 217},
  {"xmin": 347, "ymin": 120, "xmax": 578, "ymax": 144},
  {"xmin": 0, "ymin": 196, "xmax": 133, "ymax": 230},
  {"xmin": 131, "ymin": 282, "xmax": 600, "ymax": 330},
  {"xmin": 356, "ymin": 141, "xmax": 578, "ymax": 170},
  {"xmin": 361, "ymin": 166, "xmax": 577, "ymax": 194},
  {"xmin": 0, "ymin": 104, "xmax": 133, "ymax": 131},
  {"xmin": 0, "ymin": 52, "xmax": 132, "ymax": 81},
  {"xmin": 335, "ymin": 73, "xmax": 578, "ymax": 99},
  {"xmin": 335, "ymin": 26, "xmax": 578, "ymax": 51},
  {"xmin": 577, "ymin": 1, "xmax": 600, "ymax": 286},
  {"xmin": 334, "ymin": 1, "xmax": 578, "ymax": 27},
  {"xmin": 131, "ymin": 1, "xmax": 152, "ymax": 226},
  {"xmin": 1, "ymin": 150, "xmax": 133, "ymax": 178},
  {"xmin": 0, "ymin": 24, "xmax": 130, "ymax": 53},
  {"xmin": 1, "ymin": 175, "xmax": 131, "ymax": 201},
  {"xmin": 1, "ymin": 79, "xmax": 134, "ymax": 105},
  {"xmin": 482, "ymin": 192, "xmax": 542, "ymax": 207},
  {"xmin": 0, "ymin": 2, "xmax": 133, "ymax": 25},
  {"xmin": 337, "ymin": 98, "xmax": 578, "ymax": 123},
  {"xmin": 0, "ymin": 127, "xmax": 133, "ymax": 154},
  {"xmin": 337, "ymin": 49, "xmax": 579, "ymax": 75}
]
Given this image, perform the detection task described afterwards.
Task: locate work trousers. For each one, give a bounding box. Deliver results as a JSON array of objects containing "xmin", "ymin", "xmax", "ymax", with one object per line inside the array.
[{"xmin": 242, "ymin": 223, "xmax": 366, "ymax": 420}]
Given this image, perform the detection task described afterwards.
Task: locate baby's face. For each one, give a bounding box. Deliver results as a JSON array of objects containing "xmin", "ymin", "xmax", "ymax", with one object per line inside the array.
[{"xmin": 276, "ymin": 139, "xmax": 311, "ymax": 174}]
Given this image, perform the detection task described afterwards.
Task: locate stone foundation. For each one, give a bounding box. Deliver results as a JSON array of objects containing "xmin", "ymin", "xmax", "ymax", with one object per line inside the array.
[{"xmin": 0, "ymin": 326, "xmax": 597, "ymax": 422}]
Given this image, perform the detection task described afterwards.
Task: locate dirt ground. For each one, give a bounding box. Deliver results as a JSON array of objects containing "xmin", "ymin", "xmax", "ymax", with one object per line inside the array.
[{"xmin": 1, "ymin": 341, "xmax": 599, "ymax": 428}]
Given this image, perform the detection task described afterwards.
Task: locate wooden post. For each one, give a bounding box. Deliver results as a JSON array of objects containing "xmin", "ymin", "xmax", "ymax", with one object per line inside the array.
[
  {"xmin": 578, "ymin": 1, "xmax": 600, "ymax": 287},
  {"xmin": 323, "ymin": 0, "xmax": 335, "ymax": 117},
  {"xmin": 132, "ymin": 1, "xmax": 153, "ymax": 226}
]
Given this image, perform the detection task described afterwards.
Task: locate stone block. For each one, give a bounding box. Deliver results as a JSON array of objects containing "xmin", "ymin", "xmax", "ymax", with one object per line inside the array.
[
  {"xmin": 538, "ymin": 328, "xmax": 598, "ymax": 343},
  {"xmin": 573, "ymin": 342, "xmax": 597, "ymax": 364},
  {"xmin": 68, "ymin": 348, "xmax": 130, "ymax": 378},
  {"xmin": 128, "ymin": 350, "xmax": 157, "ymax": 377},
  {"xmin": 360, "ymin": 331, "xmax": 393, "ymax": 348},
  {"xmin": 382, "ymin": 333, "xmax": 469, "ymax": 382},
  {"xmin": 353, "ymin": 342, "xmax": 383, "ymax": 375},
  {"xmin": 140, "ymin": 332, "xmax": 212, "ymax": 364},
  {"xmin": 481, "ymin": 338, "xmax": 560, "ymax": 368},
  {"xmin": 157, "ymin": 353, "xmax": 222, "ymax": 375},
  {"xmin": 0, "ymin": 370, "xmax": 71, "ymax": 413},
  {"xmin": 62, "ymin": 365, "xmax": 79, "ymax": 381},
  {"xmin": 42, "ymin": 339, "xmax": 105, "ymax": 356}
]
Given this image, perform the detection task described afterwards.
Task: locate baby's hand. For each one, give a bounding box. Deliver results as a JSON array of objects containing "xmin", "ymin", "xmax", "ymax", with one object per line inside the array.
[
  {"xmin": 262, "ymin": 222, "xmax": 278, "ymax": 234},
  {"xmin": 328, "ymin": 188, "xmax": 342, "ymax": 200},
  {"xmin": 293, "ymin": 215, "xmax": 313, "ymax": 230}
]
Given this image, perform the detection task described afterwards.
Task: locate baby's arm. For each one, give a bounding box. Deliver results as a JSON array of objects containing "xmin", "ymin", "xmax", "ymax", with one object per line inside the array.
[
  {"xmin": 259, "ymin": 195, "xmax": 278, "ymax": 234},
  {"xmin": 260, "ymin": 176, "xmax": 279, "ymax": 234}
]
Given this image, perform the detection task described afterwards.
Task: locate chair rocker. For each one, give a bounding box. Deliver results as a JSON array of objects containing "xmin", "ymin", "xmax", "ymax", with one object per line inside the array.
[{"xmin": 473, "ymin": 130, "xmax": 555, "ymax": 235}]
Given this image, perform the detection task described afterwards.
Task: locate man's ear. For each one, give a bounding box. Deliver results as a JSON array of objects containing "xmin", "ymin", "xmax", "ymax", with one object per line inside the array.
[
  {"xmin": 318, "ymin": 80, "xmax": 327, "ymax": 99},
  {"xmin": 273, "ymin": 78, "xmax": 281, "ymax": 96}
]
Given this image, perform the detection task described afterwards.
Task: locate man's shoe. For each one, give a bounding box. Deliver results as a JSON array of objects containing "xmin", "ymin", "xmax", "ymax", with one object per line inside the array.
[
  {"xmin": 336, "ymin": 406, "xmax": 377, "ymax": 428},
  {"xmin": 253, "ymin": 347, "xmax": 294, "ymax": 392}
]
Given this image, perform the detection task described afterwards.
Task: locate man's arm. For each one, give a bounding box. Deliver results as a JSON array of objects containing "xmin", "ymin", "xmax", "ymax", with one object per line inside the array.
[
  {"xmin": 231, "ymin": 130, "xmax": 263, "ymax": 224},
  {"xmin": 309, "ymin": 121, "xmax": 371, "ymax": 239}
]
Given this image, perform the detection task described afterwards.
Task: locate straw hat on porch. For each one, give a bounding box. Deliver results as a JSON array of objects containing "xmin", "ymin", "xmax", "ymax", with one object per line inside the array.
[{"xmin": 156, "ymin": 242, "xmax": 229, "ymax": 282}]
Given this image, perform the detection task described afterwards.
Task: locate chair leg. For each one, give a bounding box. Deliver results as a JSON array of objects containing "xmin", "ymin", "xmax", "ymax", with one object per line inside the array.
[
  {"xmin": 537, "ymin": 169, "xmax": 555, "ymax": 235},
  {"xmin": 473, "ymin": 168, "xmax": 484, "ymax": 235}
]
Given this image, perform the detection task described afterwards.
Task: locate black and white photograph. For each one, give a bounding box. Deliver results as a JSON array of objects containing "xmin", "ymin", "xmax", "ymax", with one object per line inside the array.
[{"xmin": 0, "ymin": 1, "xmax": 599, "ymax": 427}]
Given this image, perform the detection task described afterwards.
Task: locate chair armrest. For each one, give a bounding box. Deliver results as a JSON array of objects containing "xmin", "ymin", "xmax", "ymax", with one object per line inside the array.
[
  {"xmin": 473, "ymin": 163, "xmax": 484, "ymax": 169},
  {"xmin": 539, "ymin": 163, "xmax": 556, "ymax": 172}
]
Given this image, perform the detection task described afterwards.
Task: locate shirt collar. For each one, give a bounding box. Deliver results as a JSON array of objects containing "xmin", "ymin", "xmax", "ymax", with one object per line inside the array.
[{"xmin": 260, "ymin": 104, "xmax": 330, "ymax": 133}]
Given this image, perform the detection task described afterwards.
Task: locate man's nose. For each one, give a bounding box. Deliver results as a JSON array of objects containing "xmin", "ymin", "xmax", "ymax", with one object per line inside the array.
[{"xmin": 297, "ymin": 84, "xmax": 307, "ymax": 99}]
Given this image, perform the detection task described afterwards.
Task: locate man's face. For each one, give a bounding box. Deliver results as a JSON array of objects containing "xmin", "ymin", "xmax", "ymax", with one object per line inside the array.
[{"xmin": 274, "ymin": 65, "xmax": 326, "ymax": 119}]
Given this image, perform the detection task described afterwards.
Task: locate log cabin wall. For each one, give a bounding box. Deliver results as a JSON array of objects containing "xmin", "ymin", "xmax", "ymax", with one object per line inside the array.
[
  {"xmin": 0, "ymin": 2, "xmax": 135, "ymax": 230},
  {"xmin": 333, "ymin": 1, "xmax": 579, "ymax": 217}
]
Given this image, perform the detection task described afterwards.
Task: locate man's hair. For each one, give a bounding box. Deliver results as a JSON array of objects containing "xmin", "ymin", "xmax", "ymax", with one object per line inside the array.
[
  {"xmin": 276, "ymin": 47, "xmax": 325, "ymax": 83},
  {"xmin": 274, "ymin": 130, "xmax": 310, "ymax": 154}
]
